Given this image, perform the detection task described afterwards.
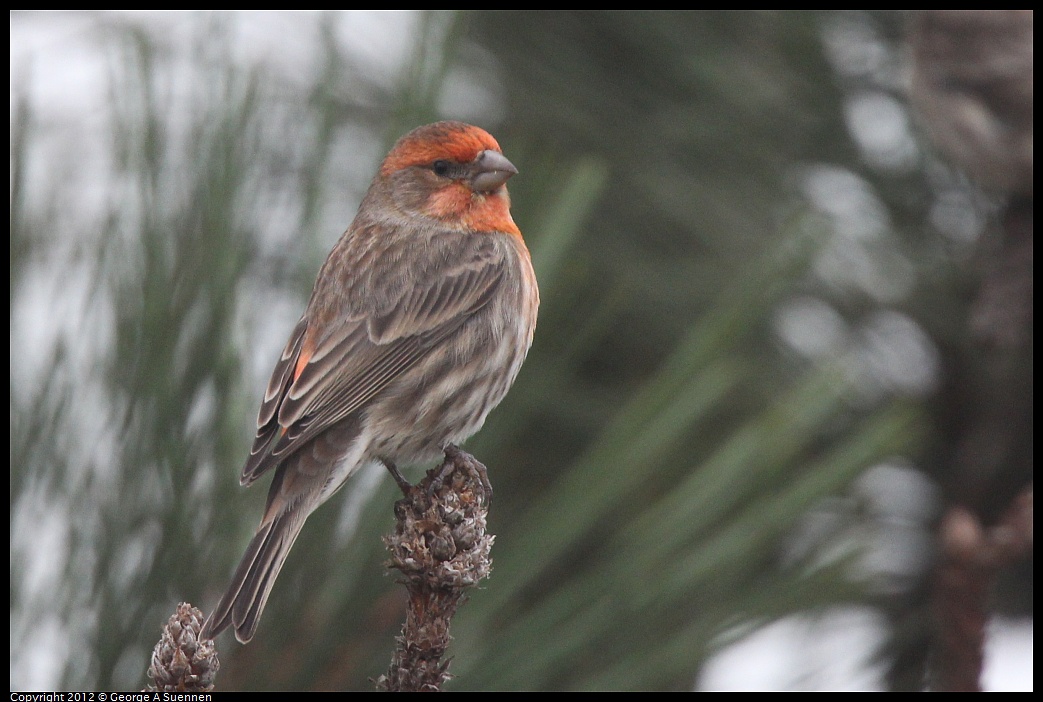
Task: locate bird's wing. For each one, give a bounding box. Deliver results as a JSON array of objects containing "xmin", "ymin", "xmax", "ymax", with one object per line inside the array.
[{"xmin": 240, "ymin": 231, "xmax": 506, "ymax": 485}]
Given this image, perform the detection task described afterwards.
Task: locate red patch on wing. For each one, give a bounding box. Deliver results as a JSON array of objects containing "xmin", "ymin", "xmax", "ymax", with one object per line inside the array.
[{"xmin": 293, "ymin": 335, "xmax": 315, "ymax": 382}]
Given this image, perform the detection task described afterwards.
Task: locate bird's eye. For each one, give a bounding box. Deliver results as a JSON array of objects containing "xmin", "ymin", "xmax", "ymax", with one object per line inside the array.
[{"xmin": 432, "ymin": 160, "xmax": 452, "ymax": 177}]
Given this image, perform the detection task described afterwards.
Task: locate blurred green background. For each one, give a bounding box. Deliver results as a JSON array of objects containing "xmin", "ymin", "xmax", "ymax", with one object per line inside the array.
[{"xmin": 10, "ymin": 10, "xmax": 1031, "ymax": 691}]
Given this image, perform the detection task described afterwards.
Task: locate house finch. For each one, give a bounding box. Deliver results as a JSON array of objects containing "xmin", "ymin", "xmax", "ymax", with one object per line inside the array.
[{"xmin": 201, "ymin": 121, "xmax": 538, "ymax": 643}]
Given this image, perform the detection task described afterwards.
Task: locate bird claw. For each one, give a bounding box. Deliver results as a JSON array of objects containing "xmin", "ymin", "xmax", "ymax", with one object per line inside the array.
[{"xmin": 430, "ymin": 444, "xmax": 493, "ymax": 504}]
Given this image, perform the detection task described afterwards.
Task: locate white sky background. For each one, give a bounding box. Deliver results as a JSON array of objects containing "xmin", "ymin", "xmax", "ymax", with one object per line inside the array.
[{"xmin": 10, "ymin": 10, "xmax": 1031, "ymax": 692}]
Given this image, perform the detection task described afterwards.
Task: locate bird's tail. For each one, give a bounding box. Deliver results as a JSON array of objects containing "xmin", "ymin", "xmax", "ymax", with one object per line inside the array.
[{"xmin": 200, "ymin": 506, "xmax": 309, "ymax": 644}]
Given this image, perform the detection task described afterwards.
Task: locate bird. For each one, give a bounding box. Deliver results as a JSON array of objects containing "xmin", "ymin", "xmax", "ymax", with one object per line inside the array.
[{"xmin": 200, "ymin": 121, "xmax": 539, "ymax": 643}]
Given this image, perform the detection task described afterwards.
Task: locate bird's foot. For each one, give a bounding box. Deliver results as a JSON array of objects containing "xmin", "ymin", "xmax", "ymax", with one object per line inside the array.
[
  {"xmin": 382, "ymin": 459, "xmax": 415, "ymax": 497},
  {"xmin": 430, "ymin": 444, "xmax": 493, "ymax": 504}
]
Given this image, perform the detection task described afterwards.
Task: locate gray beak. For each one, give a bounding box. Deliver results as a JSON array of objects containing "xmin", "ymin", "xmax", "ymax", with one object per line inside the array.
[{"xmin": 470, "ymin": 150, "xmax": 518, "ymax": 192}]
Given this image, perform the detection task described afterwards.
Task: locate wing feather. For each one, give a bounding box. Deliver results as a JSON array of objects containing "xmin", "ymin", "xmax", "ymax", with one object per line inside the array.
[{"xmin": 240, "ymin": 232, "xmax": 507, "ymax": 484}]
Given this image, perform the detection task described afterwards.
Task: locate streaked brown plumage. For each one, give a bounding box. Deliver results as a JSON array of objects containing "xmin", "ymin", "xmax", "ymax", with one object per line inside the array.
[{"xmin": 201, "ymin": 121, "xmax": 538, "ymax": 643}]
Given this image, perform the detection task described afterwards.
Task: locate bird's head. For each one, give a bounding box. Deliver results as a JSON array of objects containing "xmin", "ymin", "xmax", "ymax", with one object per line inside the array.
[{"xmin": 377, "ymin": 121, "xmax": 520, "ymax": 234}]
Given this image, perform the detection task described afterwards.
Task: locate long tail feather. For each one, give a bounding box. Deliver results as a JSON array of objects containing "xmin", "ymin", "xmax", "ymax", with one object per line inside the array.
[{"xmin": 201, "ymin": 506, "xmax": 309, "ymax": 643}]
